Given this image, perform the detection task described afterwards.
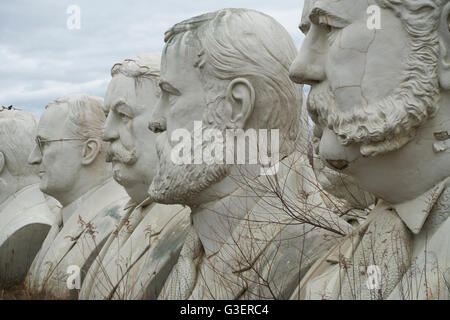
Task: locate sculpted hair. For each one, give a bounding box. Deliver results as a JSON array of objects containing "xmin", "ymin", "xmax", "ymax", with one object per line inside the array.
[
  {"xmin": 46, "ymin": 94, "xmax": 106, "ymax": 152},
  {"xmin": 164, "ymin": 8, "xmax": 302, "ymax": 157},
  {"xmin": 0, "ymin": 109, "xmax": 38, "ymax": 177},
  {"xmin": 111, "ymin": 53, "xmax": 161, "ymax": 96},
  {"xmin": 362, "ymin": 0, "xmax": 444, "ymax": 155},
  {"xmin": 375, "ymin": 0, "xmax": 441, "ymax": 137}
]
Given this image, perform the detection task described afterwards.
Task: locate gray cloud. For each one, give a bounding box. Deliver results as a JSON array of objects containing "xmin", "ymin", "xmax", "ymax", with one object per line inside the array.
[{"xmin": 0, "ymin": 0, "xmax": 305, "ymax": 117}]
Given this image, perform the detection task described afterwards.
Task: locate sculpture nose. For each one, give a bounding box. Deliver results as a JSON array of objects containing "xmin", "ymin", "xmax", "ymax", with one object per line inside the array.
[
  {"xmin": 289, "ymin": 52, "xmax": 326, "ymax": 85},
  {"xmin": 289, "ymin": 25, "xmax": 326, "ymax": 85},
  {"xmin": 102, "ymin": 113, "xmax": 118, "ymax": 142},
  {"xmin": 28, "ymin": 144, "xmax": 42, "ymax": 165}
]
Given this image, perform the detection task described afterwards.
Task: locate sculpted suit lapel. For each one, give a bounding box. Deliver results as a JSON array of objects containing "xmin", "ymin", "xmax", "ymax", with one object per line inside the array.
[
  {"xmin": 117, "ymin": 203, "xmax": 190, "ymax": 300},
  {"xmin": 30, "ymin": 178, "xmax": 128, "ymax": 298},
  {"xmin": 80, "ymin": 201, "xmax": 190, "ymax": 300},
  {"xmin": 290, "ymin": 214, "xmax": 372, "ymax": 300},
  {"xmin": 0, "ymin": 184, "xmax": 56, "ymax": 285},
  {"xmin": 163, "ymin": 152, "xmax": 351, "ymax": 300},
  {"xmin": 205, "ymin": 153, "xmax": 350, "ymax": 300},
  {"xmin": 388, "ymin": 182, "xmax": 450, "ymax": 300},
  {"xmin": 293, "ymin": 179, "xmax": 450, "ymax": 300}
]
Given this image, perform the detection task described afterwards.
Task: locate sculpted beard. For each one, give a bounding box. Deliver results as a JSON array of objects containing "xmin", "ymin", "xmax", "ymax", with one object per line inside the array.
[
  {"xmin": 309, "ymin": 32, "xmax": 440, "ymax": 157},
  {"xmin": 106, "ymin": 142, "xmax": 137, "ymax": 184},
  {"xmin": 149, "ymin": 118, "xmax": 231, "ymax": 206},
  {"xmin": 308, "ymin": 75, "xmax": 439, "ymax": 157}
]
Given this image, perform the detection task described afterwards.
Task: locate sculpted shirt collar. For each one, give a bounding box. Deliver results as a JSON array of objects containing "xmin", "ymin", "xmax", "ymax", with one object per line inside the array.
[
  {"xmin": 123, "ymin": 195, "xmax": 154, "ymax": 212},
  {"xmin": 124, "ymin": 199, "xmax": 138, "ymax": 211},
  {"xmin": 60, "ymin": 178, "xmax": 116, "ymax": 225},
  {"xmin": 393, "ymin": 178, "xmax": 450, "ymax": 235},
  {"xmin": 136, "ymin": 197, "xmax": 153, "ymax": 210}
]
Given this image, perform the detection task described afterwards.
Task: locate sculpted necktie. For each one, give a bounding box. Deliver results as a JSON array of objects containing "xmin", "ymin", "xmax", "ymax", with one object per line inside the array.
[
  {"xmin": 158, "ymin": 225, "xmax": 203, "ymax": 299},
  {"xmin": 338, "ymin": 204, "xmax": 413, "ymax": 300}
]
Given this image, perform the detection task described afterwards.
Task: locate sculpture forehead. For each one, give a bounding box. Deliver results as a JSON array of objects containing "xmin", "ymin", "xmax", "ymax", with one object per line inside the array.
[
  {"xmin": 161, "ymin": 33, "xmax": 200, "ymax": 86},
  {"xmin": 302, "ymin": 0, "xmax": 370, "ymax": 24},
  {"xmin": 105, "ymin": 75, "xmax": 158, "ymax": 116},
  {"xmin": 38, "ymin": 105, "xmax": 69, "ymax": 138},
  {"xmin": 105, "ymin": 75, "xmax": 137, "ymax": 108}
]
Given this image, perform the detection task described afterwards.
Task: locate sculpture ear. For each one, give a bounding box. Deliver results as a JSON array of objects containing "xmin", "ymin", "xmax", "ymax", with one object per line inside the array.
[
  {"xmin": 224, "ymin": 78, "xmax": 255, "ymax": 129},
  {"xmin": 0, "ymin": 152, "xmax": 4, "ymax": 174},
  {"xmin": 439, "ymin": 2, "xmax": 450, "ymax": 90},
  {"xmin": 81, "ymin": 139, "xmax": 101, "ymax": 165}
]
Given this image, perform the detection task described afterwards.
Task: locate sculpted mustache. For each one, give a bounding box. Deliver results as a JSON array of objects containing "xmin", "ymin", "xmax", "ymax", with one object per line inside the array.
[
  {"xmin": 106, "ymin": 143, "xmax": 137, "ymax": 165},
  {"xmin": 307, "ymin": 90, "xmax": 334, "ymax": 125}
]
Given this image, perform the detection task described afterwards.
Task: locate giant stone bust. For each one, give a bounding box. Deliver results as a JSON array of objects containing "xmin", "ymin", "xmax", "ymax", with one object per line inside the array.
[
  {"xmin": 0, "ymin": 109, "xmax": 56, "ymax": 286},
  {"xmin": 79, "ymin": 54, "xmax": 190, "ymax": 300},
  {"xmin": 290, "ymin": 0, "xmax": 450, "ymax": 300},
  {"xmin": 26, "ymin": 94, "xmax": 128, "ymax": 299},
  {"xmin": 149, "ymin": 8, "xmax": 352, "ymax": 300},
  {"xmin": 290, "ymin": 0, "xmax": 448, "ymax": 204}
]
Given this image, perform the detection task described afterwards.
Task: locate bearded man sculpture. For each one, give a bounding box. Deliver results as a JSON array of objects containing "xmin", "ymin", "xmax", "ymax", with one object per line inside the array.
[
  {"xmin": 26, "ymin": 94, "xmax": 128, "ymax": 299},
  {"xmin": 290, "ymin": 0, "xmax": 450, "ymax": 300},
  {"xmin": 0, "ymin": 109, "xmax": 57, "ymax": 287},
  {"xmin": 148, "ymin": 8, "xmax": 352, "ymax": 300},
  {"xmin": 79, "ymin": 54, "xmax": 190, "ymax": 300}
]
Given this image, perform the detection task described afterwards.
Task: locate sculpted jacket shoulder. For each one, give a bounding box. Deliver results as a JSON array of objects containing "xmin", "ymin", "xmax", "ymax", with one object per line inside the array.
[
  {"xmin": 27, "ymin": 178, "xmax": 128, "ymax": 299},
  {"xmin": 80, "ymin": 200, "xmax": 190, "ymax": 300},
  {"xmin": 0, "ymin": 183, "xmax": 56, "ymax": 285},
  {"xmin": 291, "ymin": 178, "xmax": 450, "ymax": 300},
  {"xmin": 159, "ymin": 152, "xmax": 353, "ymax": 300}
]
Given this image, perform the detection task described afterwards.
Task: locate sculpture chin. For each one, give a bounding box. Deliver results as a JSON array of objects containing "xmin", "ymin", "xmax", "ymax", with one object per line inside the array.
[
  {"xmin": 37, "ymin": 176, "xmax": 53, "ymax": 197},
  {"xmin": 149, "ymin": 131, "xmax": 230, "ymax": 206},
  {"xmin": 317, "ymin": 128, "xmax": 362, "ymax": 172},
  {"xmin": 107, "ymin": 143, "xmax": 138, "ymax": 187},
  {"xmin": 112, "ymin": 166, "xmax": 125, "ymax": 185}
]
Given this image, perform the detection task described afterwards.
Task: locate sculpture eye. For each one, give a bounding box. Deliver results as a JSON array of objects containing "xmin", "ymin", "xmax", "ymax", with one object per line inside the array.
[
  {"xmin": 320, "ymin": 23, "xmax": 335, "ymax": 33},
  {"xmin": 118, "ymin": 111, "xmax": 131, "ymax": 121},
  {"xmin": 161, "ymin": 90, "xmax": 178, "ymax": 106},
  {"xmin": 168, "ymin": 95, "xmax": 178, "ymax": 106},
  {"xmin": 320, "ymin": 23, "xmax": 340, "ymax": 45}
]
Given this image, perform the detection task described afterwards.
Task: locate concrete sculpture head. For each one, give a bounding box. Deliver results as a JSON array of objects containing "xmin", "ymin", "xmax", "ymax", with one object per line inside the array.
[
  {"xmin": 290, "ymin": 0, "xmax": 450, "ymax": 203},
  {"xmin": 149, "ymin": 8, "xmax": 301, "ymax": 206},
  {"xmin": 103, "ymin": 53, "xmax": 161, "ymax": 204},
  {"xmin": 28, "ymin": 94, "xmax": 110, "ymax": 206},
  {"xmin": 0, "ymin": 109, "xmax": 39, "ymax": 204}
]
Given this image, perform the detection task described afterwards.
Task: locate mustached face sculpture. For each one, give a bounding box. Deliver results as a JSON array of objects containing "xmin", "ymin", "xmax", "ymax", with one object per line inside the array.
[{"xmin": 103, "ymin": 54, "xmax": 161, "ymax": 204}]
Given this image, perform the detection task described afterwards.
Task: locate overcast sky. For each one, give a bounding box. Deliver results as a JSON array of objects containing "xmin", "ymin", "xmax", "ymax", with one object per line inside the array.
[{"xmin": 0, "ymin": 1, "xmax": 305, "ymax": 117}]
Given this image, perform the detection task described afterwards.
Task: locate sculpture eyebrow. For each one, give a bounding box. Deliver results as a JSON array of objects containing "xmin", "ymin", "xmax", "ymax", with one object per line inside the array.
[
  {"xmin": 112, "ymin": 100, "xmax": 129, "ymax": 110},
  {"xmin": 309, "ymin": 7, "xmax": 349, "ymax": 28},
  {"xmin": 112, "ymin": 100, "xmax": 134, "ymax": 115}
]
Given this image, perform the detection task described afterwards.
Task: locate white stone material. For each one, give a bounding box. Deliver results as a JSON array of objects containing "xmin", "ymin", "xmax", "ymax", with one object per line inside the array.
[
  {"xmin": 148, "ymin": 8, "xmax": 353, "ymax": 300},
  {"xmin": 290, "ymin": 0, "xmax": 450, "ymax": 300},
  {"xmin": 0, "ymin": 109, "xmax": 57, "ymax": 286},
  {"xmin": 0, "ymin": 184, "xmax": 57, "ymax": 286},
  {"xmin": 27, "ymin": 178, "xmax": 127, "ymax": 298},
  {"xmin": 80, "ymin": 201, "xmax": 189, "ymax": 300},
  {"xmin": 79, "ymin": 54, "xmax": 190, "ymax": 300},
  {"xmin": 26, "ymin": 94, "xmax": 128, "ymax": 298}
]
